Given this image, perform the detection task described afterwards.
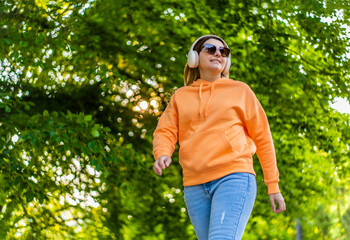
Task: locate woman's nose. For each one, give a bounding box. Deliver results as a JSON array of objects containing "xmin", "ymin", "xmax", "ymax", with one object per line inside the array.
[{"xmin": 214, "ymin": 48, "xmax": 221, "ymax": 57}]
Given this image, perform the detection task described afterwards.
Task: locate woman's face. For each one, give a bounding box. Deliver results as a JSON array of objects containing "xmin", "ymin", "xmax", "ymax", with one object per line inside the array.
[{"xmin": 198, "ymin": 38, "xmax": 227, "ymax": 76}]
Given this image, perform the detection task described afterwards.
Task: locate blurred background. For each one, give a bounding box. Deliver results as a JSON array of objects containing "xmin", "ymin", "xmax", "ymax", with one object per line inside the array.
[{"xmin": 0, "ymin": 0, "xmax": 349, "ymax": 239}]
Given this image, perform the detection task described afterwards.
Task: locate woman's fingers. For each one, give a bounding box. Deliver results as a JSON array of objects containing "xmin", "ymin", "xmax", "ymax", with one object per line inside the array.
[
  {"xmin": 153, "ymin": 162, "xmax": 162, "ymax": 175},
  {"xmin": 165, "ymin": 157, "xmax": 172, "ymax": 167},
  {"xmin": 158, "ymin": 156, "xmax": 171, "ymax": 169},
  {"xmin": 269, "ymin": 193, "xmax": 286, "ymax": 213},
  {"xmin": 153, "ymin": 156, "xmax": 172, "ymax": 176},
  {"xmin": 269, "ymin": 197, "xmax": 277, "ymax": 212},
  {"xmin": 158, "ymin": 158, "xmax": 166, "ymax": 169},
  {"xmin": 278, "ymin": 198, "xmax": 286, "ymax": 212}
]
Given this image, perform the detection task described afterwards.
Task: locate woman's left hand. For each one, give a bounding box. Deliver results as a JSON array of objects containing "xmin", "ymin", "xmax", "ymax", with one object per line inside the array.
[{"xmin": 269, "ymin": 192, "xmax": 286, "ymax": 213}]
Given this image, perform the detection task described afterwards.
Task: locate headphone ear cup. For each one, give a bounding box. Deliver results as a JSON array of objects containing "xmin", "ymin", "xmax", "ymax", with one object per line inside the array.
[
  {"xmin": 222, "ymin": 55, "xmax": 231, "ymax": 76},
  {"xmin": 187, "ymin": 50, "xmax": 199, "ymax": 68}
]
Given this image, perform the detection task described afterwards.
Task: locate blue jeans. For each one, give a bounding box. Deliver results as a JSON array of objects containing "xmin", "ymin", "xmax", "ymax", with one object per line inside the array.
[{"xmin": 183, "ymin": 172, "xmax": 257, "ymax": 240}]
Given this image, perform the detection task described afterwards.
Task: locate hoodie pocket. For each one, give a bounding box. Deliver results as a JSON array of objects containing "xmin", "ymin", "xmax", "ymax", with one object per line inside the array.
[
  {"xmin": 224, "ymin": 125, "xmax": 248, "ymax": 154},
  {"xmin": 179, "ymin": 130, "xmax": 234, "ymax": 172},
  {"xmin": 180, "ymin": 130, "xmax": 232, "ymax": 153}
]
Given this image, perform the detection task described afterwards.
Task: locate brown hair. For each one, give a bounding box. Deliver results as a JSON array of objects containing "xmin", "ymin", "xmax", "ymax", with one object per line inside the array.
[{"xmin": 184, "ymin": 36, "xmax": 229, "ymax": 86}]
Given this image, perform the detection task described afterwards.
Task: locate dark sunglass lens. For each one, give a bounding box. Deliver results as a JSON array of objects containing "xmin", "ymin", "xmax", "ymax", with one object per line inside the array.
[
  {"xmin": 219, "ymin": 47, "xmax": 230, "ymax": 57},
  {"xmin": 204, "ymin": 44, "xmax": 216, "ymax": 55}
]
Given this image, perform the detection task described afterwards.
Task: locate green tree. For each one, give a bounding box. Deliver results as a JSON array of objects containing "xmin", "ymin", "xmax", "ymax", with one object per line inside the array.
[{"xmin": 0, "ymin": 0, "xmax": 349, "ymax": 239}]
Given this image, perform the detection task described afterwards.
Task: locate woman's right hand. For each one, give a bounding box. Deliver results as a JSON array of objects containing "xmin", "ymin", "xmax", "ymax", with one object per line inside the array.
[{"xmin": 153, "ymin": 155, "xmax": 172, "ymax": 176}]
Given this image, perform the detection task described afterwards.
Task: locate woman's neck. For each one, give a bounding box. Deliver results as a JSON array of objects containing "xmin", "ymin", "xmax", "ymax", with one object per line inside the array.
[{"xmin": 199, "ymin": 72, "xmax": 221, "ymax": 82}]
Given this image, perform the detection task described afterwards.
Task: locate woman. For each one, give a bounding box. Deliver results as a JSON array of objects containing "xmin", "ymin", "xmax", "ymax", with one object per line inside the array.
[{"xmin": 152, "ymin": 34, "xmax": 286, "ymax": 240}]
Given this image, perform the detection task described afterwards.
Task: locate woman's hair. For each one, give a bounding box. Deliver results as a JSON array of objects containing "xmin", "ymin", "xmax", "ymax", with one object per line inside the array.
[{"xmin": 184, "ymin": 36, "xmax": 229, "ymax": 86}]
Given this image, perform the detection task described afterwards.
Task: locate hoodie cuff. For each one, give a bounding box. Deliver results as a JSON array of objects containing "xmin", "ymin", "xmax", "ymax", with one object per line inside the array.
[
  {"xmin": 267, "ymin": 183, "xmax": 280, "ymax": 195},
  {"xmin": 154, "ymin": 151, "xmax": 172, "ymax": 161}
]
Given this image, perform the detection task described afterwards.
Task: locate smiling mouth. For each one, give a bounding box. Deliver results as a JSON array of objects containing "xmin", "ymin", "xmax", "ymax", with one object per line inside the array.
[{"xmin": 210, "ymin": 59, "xmax": 221, "ymax": 63}]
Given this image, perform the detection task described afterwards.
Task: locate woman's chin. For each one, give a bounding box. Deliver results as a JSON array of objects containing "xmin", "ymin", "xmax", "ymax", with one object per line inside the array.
[
  {"xmin": 208, "ymin": 65, "xmax": 223, "ymax": 73},
  {"xmin": 199, "ymin": 64, "xmax": 224, "ymax": 75}
]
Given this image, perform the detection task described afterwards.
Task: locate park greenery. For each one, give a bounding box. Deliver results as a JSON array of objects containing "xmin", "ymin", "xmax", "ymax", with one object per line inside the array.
[{"xmin": 0, "ymin": 0, "xmax": 350, "ymax": 239}]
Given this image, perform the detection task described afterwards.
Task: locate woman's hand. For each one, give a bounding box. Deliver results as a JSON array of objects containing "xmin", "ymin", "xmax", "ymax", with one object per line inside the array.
[
  {"xmin": 153, "ymin": 155, "xmax": 172, "ymax": 176},
  {"xmin": 269, "ymin": 192, "xmax": 286, "ymax": 213}
]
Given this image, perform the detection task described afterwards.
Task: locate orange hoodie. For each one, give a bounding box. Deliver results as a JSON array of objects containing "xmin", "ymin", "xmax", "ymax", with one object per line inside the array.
[{"xmin": 152, "ymin": 78, "xmax": 280, "ymax": 194}]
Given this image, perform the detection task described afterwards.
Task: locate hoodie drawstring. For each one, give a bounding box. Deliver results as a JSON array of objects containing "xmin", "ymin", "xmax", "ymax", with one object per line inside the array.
[
  {"xmin": 199, "ymin": 80, "xmax": 215, "ymax": 118},
  {"xmin": 199, "ymin": 81, "xmax": 203, "ymax": 117},
  {"xmin": 206, "ymin": 83, "xmax": 215, "ymax": 117}
]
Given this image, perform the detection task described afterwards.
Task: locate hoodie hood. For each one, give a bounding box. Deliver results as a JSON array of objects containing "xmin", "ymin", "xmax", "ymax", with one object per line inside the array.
[{"xmin": 190, "ymin": 78, "xmax": 233, "ymax": 118}]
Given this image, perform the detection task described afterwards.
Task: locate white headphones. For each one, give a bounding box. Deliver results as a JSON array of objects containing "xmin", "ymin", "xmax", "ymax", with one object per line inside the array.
[{"xmin": 187, "ymin": 34, "xmax": 231, "ymax": 76}]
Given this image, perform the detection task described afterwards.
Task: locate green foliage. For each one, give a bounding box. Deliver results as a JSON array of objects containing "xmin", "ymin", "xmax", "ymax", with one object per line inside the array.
[{"xmin": 0, "ymin": 0, "xmax": 349, "ymax": 239}]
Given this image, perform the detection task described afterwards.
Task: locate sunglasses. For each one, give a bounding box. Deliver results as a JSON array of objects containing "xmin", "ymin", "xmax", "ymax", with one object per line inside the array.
[{"xmin": 200, "ymin": 43, "xmax": 230, "ymax": 57}]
